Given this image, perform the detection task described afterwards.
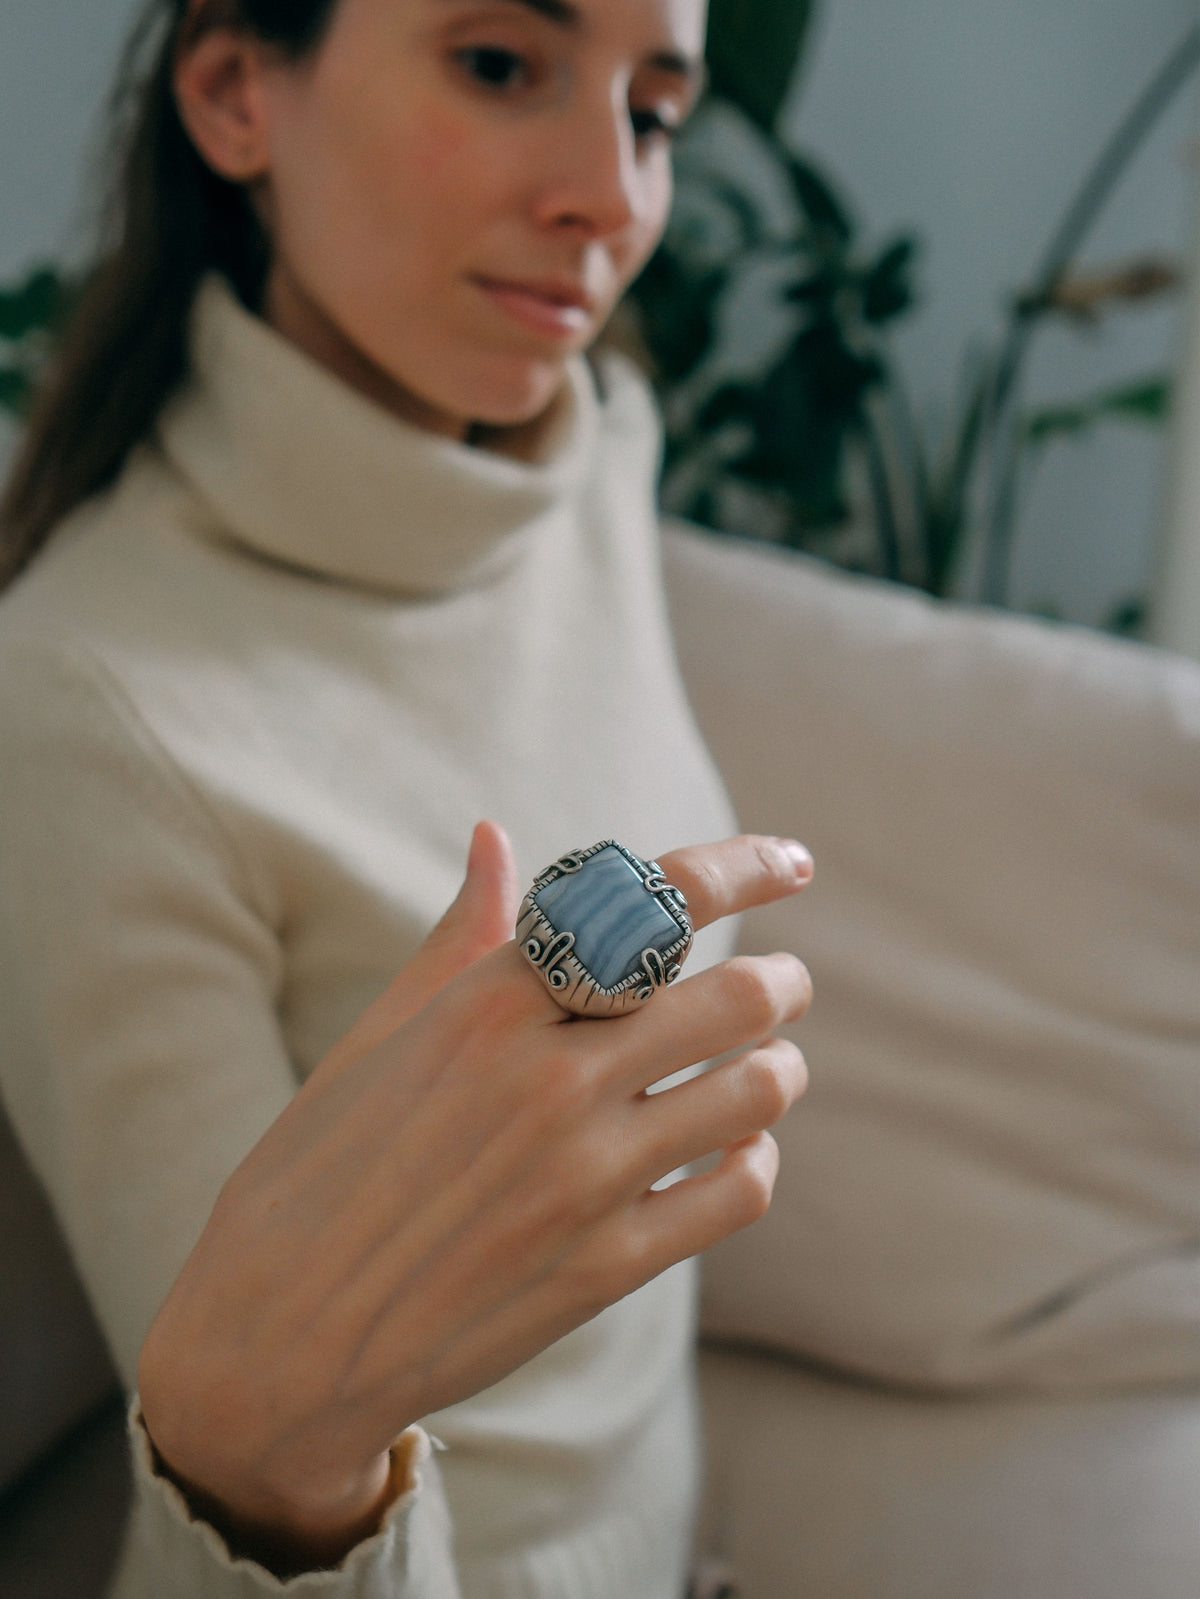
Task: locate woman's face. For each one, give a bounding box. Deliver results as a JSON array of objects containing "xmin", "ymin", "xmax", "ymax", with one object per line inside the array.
[{"xmin": 232, "ymin": 0, "xmax": 707, "ymax": 438}]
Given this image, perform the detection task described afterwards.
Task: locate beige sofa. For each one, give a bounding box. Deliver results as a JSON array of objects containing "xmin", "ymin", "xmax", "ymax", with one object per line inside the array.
[{"xmin": 2, "ymin": 524, "xmax": 1198, "ymax": 1597}]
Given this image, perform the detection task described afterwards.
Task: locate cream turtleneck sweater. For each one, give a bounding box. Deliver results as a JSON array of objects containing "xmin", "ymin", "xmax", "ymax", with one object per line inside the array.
[{"xmin": 0, "ymin": 278, "xmax": 736, "ymax": 1598}]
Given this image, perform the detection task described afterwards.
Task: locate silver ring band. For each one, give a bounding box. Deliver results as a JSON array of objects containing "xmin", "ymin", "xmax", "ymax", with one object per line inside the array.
[{"xmin": 516, "ymin": 840, "xmax": 693, "ymax": 1017}]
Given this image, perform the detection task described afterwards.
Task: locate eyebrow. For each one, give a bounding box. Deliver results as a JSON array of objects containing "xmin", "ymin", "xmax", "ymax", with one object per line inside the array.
[
  {"xmin": 436, "ymin": 0, "xmax": 706, "ymax": 85},
  {"xmin": 501, "ymin": 0, "xmax": 581, "ymax": 24}
]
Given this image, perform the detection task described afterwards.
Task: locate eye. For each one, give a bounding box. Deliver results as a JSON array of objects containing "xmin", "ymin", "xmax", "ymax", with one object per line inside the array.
[
  {"xmin": 456, "ymin": 45, "xmax": 530, "ymax": 90},
  {"xmin": 629, "ymin": 106, "xmax": 680, "ymax": 144}
]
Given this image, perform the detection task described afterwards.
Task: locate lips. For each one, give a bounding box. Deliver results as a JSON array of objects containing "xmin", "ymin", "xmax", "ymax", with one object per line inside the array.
[{"xmin": 473, "ymin": 275, "xmax": 598, "ymax": 339}]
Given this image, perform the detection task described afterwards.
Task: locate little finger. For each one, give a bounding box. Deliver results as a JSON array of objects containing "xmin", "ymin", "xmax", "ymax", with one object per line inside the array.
[
  {"xmin": 444, "ymin": 1132, "xmax": 783, "ymax": 1353},
  {"xmin": 585, "ymin": 1132, "xmax": 783, "ymax": 1301},
  {"xmin": 628, "ymin": 1038, "xmax": 807, "ymax": 1189}
]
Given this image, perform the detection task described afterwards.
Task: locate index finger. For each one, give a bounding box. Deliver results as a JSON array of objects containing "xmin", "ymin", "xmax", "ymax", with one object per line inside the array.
[{"xmin": 653, "ymin": 835, "xmax": 814, "ymax": 933}]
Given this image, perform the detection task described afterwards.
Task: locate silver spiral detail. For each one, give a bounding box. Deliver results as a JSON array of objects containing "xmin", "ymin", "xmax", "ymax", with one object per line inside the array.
[
  {"xmin": 525, "ymin": 929, "xmax": 576, "ymax": 989},
  {"xmin": 531, "ymin": 851, "xmax": 587, "ymax": 891},
  {"xmin": 635, "ymin": 946, "xmax": 672, "ymax": 1002},
  {"xmin": 642, "ymin": 865, "xmax": 688, "ymax": 917}
]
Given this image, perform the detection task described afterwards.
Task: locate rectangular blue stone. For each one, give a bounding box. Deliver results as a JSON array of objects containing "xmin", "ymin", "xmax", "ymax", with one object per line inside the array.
[{"xmin": 534, "ymin": 845, "xmax": 682, "ymax": 990}]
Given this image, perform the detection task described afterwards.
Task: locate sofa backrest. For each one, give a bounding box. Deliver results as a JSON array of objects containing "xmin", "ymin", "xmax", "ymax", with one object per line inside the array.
[{"xmin": 664, "ymin": 521, "xmax": 1200, "ymax": 1391}]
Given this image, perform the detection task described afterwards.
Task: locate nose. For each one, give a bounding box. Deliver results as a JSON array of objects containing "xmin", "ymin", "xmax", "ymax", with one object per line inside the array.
[{"xmin": 532, "ymin": 84, "xmax": 654, "ymax": 240}]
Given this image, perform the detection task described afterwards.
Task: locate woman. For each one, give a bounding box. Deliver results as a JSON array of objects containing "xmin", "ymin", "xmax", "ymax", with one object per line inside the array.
[{"xmin": 0, "ymin": 1, "xmax": 813, "ymax": 1594}]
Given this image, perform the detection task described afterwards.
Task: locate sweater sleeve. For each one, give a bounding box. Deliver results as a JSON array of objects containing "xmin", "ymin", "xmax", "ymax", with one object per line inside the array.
[
  {"xmin": 112, "ymin": 1401, "xmax": 461, "ymax": 1599},
  {"xmin": 0, "ymin": 637, "xmax": 461, "ymax": 1597}
]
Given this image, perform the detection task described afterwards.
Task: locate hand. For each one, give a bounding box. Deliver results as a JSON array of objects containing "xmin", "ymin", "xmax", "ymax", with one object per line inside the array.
[{"xmin": 137, "ymin": 823, "xmax": 813, "ymax": 1566}]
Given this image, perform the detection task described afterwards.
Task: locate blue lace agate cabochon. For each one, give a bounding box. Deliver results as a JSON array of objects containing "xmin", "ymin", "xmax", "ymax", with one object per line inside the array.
[{"xmin": 533, "ymin": 846, "xmax": 684, "ymax": 990}]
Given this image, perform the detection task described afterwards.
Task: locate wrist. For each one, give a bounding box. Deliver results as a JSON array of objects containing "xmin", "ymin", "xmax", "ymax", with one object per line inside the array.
[
  {"xmin": 144, "ymin": 1417, "xmax": 400, "ymax": 1577},
  {"xmin": 138, "ymin": 1334, "xmax": 400, "ymax": 1576}
]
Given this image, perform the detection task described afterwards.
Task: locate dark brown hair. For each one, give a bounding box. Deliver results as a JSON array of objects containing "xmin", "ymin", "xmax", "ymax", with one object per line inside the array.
[{"xmin": 0, "ymin": 0, "xmax": 338, "ymax": 588}]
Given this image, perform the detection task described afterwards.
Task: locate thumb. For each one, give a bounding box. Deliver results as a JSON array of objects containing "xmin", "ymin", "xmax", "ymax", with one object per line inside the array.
[
  {"xmin": 313, "ymin": 821, "xmax": 520, "ymax": 1081},
  {"xmin": 425, "ymin": 818, "xmax": 521, "ymax": 974}
]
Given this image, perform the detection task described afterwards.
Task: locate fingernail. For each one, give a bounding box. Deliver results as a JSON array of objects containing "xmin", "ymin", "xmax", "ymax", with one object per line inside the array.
[{"xmin": 776, "ymin": 839, "xmax": 814, "ymax": 884}]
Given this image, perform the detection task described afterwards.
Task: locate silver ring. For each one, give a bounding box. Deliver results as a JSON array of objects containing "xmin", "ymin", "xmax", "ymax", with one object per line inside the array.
[{"xmin": 516, "ymin": 840, "xmax": 693, "ymax": 1017}]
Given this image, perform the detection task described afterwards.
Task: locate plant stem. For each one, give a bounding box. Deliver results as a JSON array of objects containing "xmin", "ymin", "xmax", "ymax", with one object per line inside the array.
[
  {"xmin": 979, "ymin": 22, "xmax": 1200, "ymax": 606},
  {"xmin": 878, "ymin": 363, "xmax": 932, "ymax": 586},
  {"xmin": 861, "ymin": 408, "xmax": 904, "ymax": 582}
]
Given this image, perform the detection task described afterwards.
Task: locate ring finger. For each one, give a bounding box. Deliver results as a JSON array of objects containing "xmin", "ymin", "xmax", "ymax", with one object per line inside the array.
[{"xmin": 625, "ymin": 1036, "xmax": 808, "ymax": 1191}]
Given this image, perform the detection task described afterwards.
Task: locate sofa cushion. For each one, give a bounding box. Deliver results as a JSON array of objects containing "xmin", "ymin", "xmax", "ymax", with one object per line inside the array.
[
  {"xmin": 664, "ymin": 523, "xmax": 1200, "ymax": 1390},
  {"xmin": 696, "ymin": 1343, "xmax": 1200, "ymax": 1599},
  {"xmin": 0, "ymin": 1100, "xmax": 118, "ymax": 1496},
  {"xmin": 0, "ymin": 1394, "xmax": 130, "ymax": 1599}
]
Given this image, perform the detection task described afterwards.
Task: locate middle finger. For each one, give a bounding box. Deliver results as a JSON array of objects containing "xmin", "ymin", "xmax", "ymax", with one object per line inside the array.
[{"xmin": 583, "ymin": 949, "xmax": 813, "ymax": 1092}]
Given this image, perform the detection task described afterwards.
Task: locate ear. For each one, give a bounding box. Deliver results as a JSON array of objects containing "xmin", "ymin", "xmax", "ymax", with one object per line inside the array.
[{"xmin": 174, "ymin": 26, "xmax": 275, "ymax": 183}]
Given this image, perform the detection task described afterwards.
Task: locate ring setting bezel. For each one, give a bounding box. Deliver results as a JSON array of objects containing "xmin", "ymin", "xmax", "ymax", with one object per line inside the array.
[{"xmin": 516, "ymin": 840, "xmax": 693, "ymax": 1017}]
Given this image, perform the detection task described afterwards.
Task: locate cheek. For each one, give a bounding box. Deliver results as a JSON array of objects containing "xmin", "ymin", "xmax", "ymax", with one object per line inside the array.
[
  {"xmin": 403, "ymin": 103, "xmax": 475, "ymax": 186},
  {"xmin": 358, "ymin": 105, "xmax": 507, "ymax": 267},
  {"xmin": 623, "ymin": 166, "xmax": 673, "ymax": 278},
  {"xmin": 277, "ymin": 69, "xmax": 481, "ymax": 247}
]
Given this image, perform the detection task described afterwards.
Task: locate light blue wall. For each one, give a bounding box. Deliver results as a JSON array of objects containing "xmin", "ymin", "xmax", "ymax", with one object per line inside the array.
[
  {"xmin": 0, "ymin": 0, "xmax": 142, "ymax": 278},
  {"xmin": 786, "ymin": 0, "xmax": 1199, "ymax": 624},
  {"xmin": 2, "ymin": 0, "xmax": 1197, "ymax": 624}
]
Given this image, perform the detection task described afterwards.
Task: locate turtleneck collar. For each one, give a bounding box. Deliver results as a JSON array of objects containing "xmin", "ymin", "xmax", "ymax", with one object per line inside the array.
[{"xmin": 156, "ymin": 275, "xmax": 601, "ymax": 597}]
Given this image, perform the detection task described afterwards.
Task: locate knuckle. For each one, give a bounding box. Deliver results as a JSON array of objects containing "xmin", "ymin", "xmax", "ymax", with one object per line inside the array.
[
  {"xmin": 732, "ymin": 1151, "xmax": 780, "ymax": 1221},
  {"xmin": 752, "ymin": 835, "xmax": 788, "ymax": 880},
  {"xmin": 678, "ymin": 851, "xmax": 721, "ymax": 916},
  {"xmin": 721, "ymin": 957, "xmax": 781, "ymax": 1030},
  {"xmin": 730, "ymin": 1134, "xmax": 777, "ymax": 1227},
  {"xmin": 742, "ymin": 1051, "xmax": 792, "ymax": 1127}
]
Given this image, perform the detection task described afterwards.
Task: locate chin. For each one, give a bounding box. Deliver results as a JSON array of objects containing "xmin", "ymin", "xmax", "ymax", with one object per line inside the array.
[{"xmin": 459, "ymin": 357, "xmax": 575, "ymax": 429}]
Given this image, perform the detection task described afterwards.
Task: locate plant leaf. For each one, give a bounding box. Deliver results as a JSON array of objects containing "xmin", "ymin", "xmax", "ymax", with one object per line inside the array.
[
  {"xmin": 1105, "ymin": 595, "xmax": 1146, "ymax": 637},
  {"xmin": 705, "ymin": 0, "xmax": 818, "ymax": 135},
  {"xmin": 783, "ymin": 154, "xmax": 854, "ymax": 245},
  {"xmin": 0, "ymin": 364, "xmax": 33, "ymax": 418},
  {"xmin": 1101, "ymin": 377, "xmax": 1173, "ymax": 421},
  {"xmin": 0, "ymin": 265, "xmax": 70, "ymax": 342},
  {"xmin": 697, "ymin": 383, "xmax": 756, "ymax": 431},
  {"xmin": 925, "ymin": 355, "xmax": 993, "ymax": 596},
  {"xmin": 1024, "ymin": 374, "xmax": 1172, "ymax": 445},
  {"xmin": 861, "ymin": 235, "xmax": 919, "ymax": 324},
  {"xmin": 627, "ymin": 251, "xmax": 726, "ymax": 384},
  {"xmin": 729, "ymin": 323, "xmax": 884, "ymax": 527}
]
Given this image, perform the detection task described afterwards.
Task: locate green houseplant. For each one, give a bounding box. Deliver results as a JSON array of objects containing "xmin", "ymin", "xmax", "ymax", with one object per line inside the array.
[
  {"xmin": 624, "ymin": 2, "xmax": 1196, "ymax": 620},
  {"xmin": 0, "ymin": 267, "xmax": 77, "ymax": 420}
]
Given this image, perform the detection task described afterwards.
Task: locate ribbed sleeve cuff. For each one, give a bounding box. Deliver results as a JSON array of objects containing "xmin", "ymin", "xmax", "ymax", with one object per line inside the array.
[{"xmin": 116, "ymin": 1396, "xmax": 462, "ymax": 1598}]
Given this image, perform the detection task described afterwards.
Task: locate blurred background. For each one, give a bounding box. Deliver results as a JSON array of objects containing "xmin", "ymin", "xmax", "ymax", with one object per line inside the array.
[
  {"xmin": 788, "ymin": 0, "xmax": 1197, "ymax": 632},
  {"xmin": 2, "ymin": 0, "xmax": 1198, "ymax": 636}
]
